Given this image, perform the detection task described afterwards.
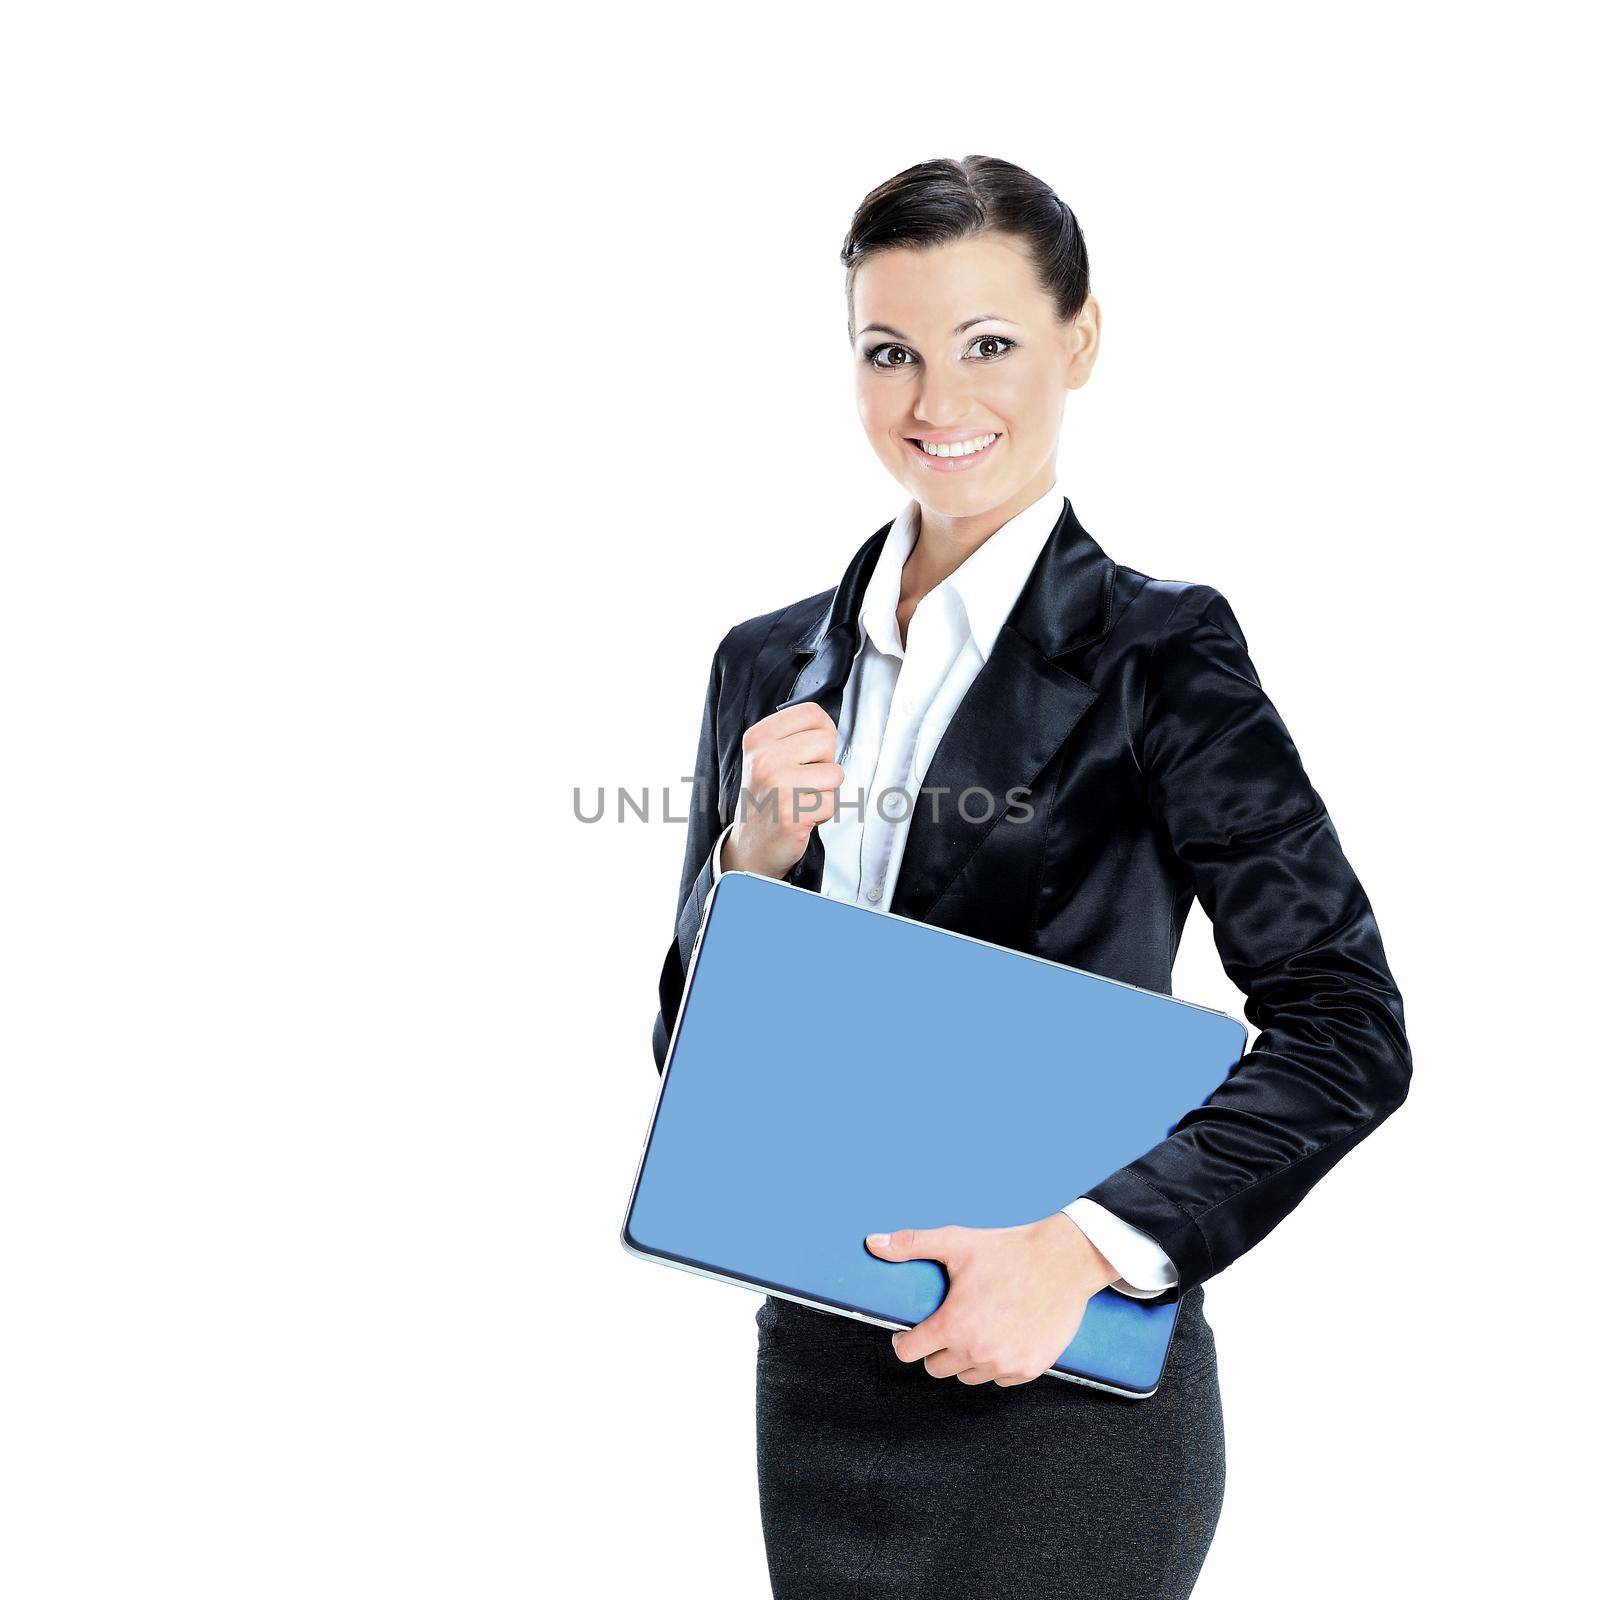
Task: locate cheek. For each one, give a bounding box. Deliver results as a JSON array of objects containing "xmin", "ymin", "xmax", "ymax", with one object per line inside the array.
[
  {"xmin": 987, "ymin": 364, "xmax": 1053, "ymax": 437},
  {"xmin": 856, "ymin": 380, "xmax": 915, "ymax": 473},
  {"xmin": 855, "ymin": 375, "xmax": 901, "ymax": 433}
]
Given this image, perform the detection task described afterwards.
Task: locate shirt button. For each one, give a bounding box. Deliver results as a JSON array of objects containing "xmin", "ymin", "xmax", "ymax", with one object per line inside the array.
[{"xmin": 865, "ymin": 882, "xmax": 884, "ymax": 903}]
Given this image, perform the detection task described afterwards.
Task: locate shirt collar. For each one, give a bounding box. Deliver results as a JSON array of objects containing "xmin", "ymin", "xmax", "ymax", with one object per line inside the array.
[{"xmin": 855, "ymin": 489, "xmax": 1068, "ymax": 664}]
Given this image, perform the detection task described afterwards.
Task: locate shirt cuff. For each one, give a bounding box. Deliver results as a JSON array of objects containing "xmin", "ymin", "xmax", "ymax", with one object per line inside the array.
[
  {"xmin": 710, "ymin": 822, "xmax": 735, "ymax": 884},
  {"xmin": 1062, "ymin": 1197, "xmax": 1181, "ymax": 1300}
]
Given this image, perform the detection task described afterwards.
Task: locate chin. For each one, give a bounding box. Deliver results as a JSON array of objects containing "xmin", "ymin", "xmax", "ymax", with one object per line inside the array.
[{"xmin": 909, "ymin": 476, "xmax": 1024, "ymax": 519}]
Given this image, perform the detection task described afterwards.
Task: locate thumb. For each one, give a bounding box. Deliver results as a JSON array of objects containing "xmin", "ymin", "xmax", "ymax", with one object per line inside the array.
[{"xmin": 864, "ymin": 1225, "xmax": 962, "ymax": 1263}]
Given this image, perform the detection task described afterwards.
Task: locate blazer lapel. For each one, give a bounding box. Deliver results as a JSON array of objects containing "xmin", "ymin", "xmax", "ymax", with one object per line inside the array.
[
  {"xmin": 780, "ymin": 522, "xmax": 891, "ymax": 716},
  {"xmin": 770, "ymin": 497, "xmax": 1118, "ymax": 908},
  {"xmin": 889, "ymin": 498, "xmax": 1118, "ymax": 922},
  {"xmin": 776, "ymin": 522, "xmax": 890, "ymax": 893}
]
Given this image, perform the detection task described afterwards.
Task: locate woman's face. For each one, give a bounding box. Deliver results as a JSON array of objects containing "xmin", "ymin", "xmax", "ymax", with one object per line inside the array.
[{"xmin": 850, "ymin": 231, "xmax": 1099, "ymax": 523}]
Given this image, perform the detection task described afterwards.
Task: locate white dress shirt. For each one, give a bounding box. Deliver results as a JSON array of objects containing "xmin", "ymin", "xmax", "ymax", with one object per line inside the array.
[{"xmin": 713, "ymin": 488, "xmax": 1180, "ymax": 1299}]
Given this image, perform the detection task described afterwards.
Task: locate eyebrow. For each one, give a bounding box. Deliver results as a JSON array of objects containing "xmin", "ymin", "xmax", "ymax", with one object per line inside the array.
[{"xmin": 856, "ymin": 314, "xmax": 1016, "ymax": 342}]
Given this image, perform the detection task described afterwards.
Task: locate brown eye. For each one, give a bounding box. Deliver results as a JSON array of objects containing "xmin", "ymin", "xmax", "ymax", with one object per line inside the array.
[
  {"xmin": 866, "ymin": 343, "xmax": 917, "ymax": 370},
  {"xmin": 965, "ymin": 335, "xmax": 1017, "ymax": 361}
]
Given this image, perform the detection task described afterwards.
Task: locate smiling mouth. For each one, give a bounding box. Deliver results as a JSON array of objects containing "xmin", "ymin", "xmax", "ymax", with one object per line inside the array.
[{"xmin": 907, "ymin": 432, "xmax": 1000, "ymax": 459}]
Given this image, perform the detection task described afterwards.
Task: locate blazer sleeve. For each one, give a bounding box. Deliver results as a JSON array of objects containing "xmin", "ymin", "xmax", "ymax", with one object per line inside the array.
[
  {"xmin": 651, "ymin": 639, "xmax": 729, "ymax": 1074},
  {"xmin": 1083, "ymin": 584, "xmax": 1412, "ymax": 1294}
]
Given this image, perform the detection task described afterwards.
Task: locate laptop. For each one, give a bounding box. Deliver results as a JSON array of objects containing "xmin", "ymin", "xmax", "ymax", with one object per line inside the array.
[{"xmin": 621, "ymin": 870, "xmax": 1246, "ymax": 1398}]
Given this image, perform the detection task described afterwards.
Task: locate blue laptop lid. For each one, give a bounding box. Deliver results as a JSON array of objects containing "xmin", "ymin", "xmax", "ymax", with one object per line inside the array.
[{"xmin": 623, "ymin": 870, "xmax": 1246, "ymax": 1396}]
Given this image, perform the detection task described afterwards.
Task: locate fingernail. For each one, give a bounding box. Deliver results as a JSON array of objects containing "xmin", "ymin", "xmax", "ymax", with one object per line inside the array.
[{"xmin": 866, "ymin": 1233, "xmax": 888, "ymax": 1247}]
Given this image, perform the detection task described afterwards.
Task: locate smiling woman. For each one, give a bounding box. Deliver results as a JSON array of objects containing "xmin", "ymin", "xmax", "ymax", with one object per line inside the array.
[
  {"xmin": 849, "ymin": 179, "xmax": 1096, "ymax": 516},
  {"xmin": 647, "ymin": 154, "xmax": 1410, "ymax": 1600}
]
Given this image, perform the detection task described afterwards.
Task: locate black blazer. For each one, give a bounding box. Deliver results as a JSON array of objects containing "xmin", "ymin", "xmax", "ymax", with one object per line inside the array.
[{"xmin": 651, "ymin": 497, "xmax": 1411, "ymax": 1299}]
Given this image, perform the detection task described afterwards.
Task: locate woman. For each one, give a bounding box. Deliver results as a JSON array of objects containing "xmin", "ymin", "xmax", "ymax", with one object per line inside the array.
[{"xmin": 649, "ymin": 156, "xmax": 1411, "ymax": 1598}]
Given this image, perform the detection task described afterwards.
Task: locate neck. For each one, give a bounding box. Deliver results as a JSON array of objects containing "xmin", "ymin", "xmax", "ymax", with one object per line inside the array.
[{"xmin": 902, "ymin": 462, "xmax": 1059, "ymax": 604}]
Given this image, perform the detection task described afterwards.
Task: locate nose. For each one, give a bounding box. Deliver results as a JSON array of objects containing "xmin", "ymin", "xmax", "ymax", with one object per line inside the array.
[{"xmin": 911, "ymin": 362, "xmax": 975, "ymax": 430}]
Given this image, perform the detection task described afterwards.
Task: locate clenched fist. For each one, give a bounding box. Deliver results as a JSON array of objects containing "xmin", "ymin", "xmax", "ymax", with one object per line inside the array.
[{"xmin": 722, "ymin": 701, "xmax": 845, "ymax": 880}]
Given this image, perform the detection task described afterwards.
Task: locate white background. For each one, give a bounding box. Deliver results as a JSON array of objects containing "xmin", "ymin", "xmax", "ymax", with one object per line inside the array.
[{"xmin": 3, "ymin": 4, "xmax": 1595, "ymax": 1595}]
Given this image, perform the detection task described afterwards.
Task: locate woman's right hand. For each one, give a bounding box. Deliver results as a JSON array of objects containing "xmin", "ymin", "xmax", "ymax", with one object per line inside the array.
[{"xmin": 722, "ymin": 701, "xmax": 845, "ymax": 879}]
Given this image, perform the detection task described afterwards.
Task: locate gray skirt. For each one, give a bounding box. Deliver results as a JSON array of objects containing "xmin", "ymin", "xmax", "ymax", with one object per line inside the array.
[{"xmin": 754, "ymin": 1285, "xmax": 1225, "ymax": 1599}]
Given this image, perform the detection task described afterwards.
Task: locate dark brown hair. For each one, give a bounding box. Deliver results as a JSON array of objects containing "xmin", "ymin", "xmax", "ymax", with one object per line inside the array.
[{"xmin": 840, "ymin": 156, "xmax": 1091, "ymax": 337}]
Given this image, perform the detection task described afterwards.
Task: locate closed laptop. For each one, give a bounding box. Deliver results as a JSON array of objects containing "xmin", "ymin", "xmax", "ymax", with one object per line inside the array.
[{"xmin": 622, "ymin": 870, "xmax": 1246, "ymax": 1397}]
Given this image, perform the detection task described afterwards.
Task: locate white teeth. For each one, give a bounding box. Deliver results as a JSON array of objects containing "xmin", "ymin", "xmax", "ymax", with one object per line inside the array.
[{"xmin": 916, "ymin": 433, "xmax": 997, "ymax": 458}]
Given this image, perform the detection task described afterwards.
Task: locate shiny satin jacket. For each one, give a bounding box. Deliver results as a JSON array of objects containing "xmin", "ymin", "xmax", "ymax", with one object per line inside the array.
[{"xmin": 650, "ymin": 497, "xmax": 1411, "ymax": 1298}]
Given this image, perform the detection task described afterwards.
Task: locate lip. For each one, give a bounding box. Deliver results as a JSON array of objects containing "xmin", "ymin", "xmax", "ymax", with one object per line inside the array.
[{"xmin": 900, "ymin": 429, "xmax": 1003, "ymax": 473}]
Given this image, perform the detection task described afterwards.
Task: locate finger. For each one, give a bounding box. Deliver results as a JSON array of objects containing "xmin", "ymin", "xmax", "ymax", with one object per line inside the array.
[
  {"xmin": 781, "ymin": 767, "xmax": 845, "ymax": 816},
  {"xmin": 865, "ymin": 1225, "xmax": 962, "ymax": 1264},
  {"xmin": 920, "ymin": 1347, "xmax": 966, "ymax": 1380},
  {"xmin": 890, "ymin": 1316, "xmax": 954, "ymax": 1366},
  {"xmin": 746, "ymin": 762, "xmax": 843, "ymax": 819},
  {"xmin": 753, "ymin": 700, "xmax": 835, "ymax": 740},
  {"xmin": 743, "ymin": 752, "xmax": 841, "ymax": 804},
  {"xmin": 956, "ymin": 1363, "xmax": 999, "ymax": 1386},
  {"xmin": 736, "ymin": 767, "xmax": 844, "ymax": 830},
  {"xmin": 769, "ymin": 726, "xmax": 842, "ymax": 765}
]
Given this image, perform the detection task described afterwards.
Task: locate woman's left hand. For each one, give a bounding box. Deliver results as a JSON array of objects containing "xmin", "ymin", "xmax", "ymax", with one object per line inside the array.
[{"xmin": 864, "ymin": 1214, "xmax": 1120, "ymax": 1386}]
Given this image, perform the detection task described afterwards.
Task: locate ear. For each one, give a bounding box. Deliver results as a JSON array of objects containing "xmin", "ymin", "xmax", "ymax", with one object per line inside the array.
[{"xmin": 1063, "ymin": 293, "xmax": 1102, "ymax": 389}]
